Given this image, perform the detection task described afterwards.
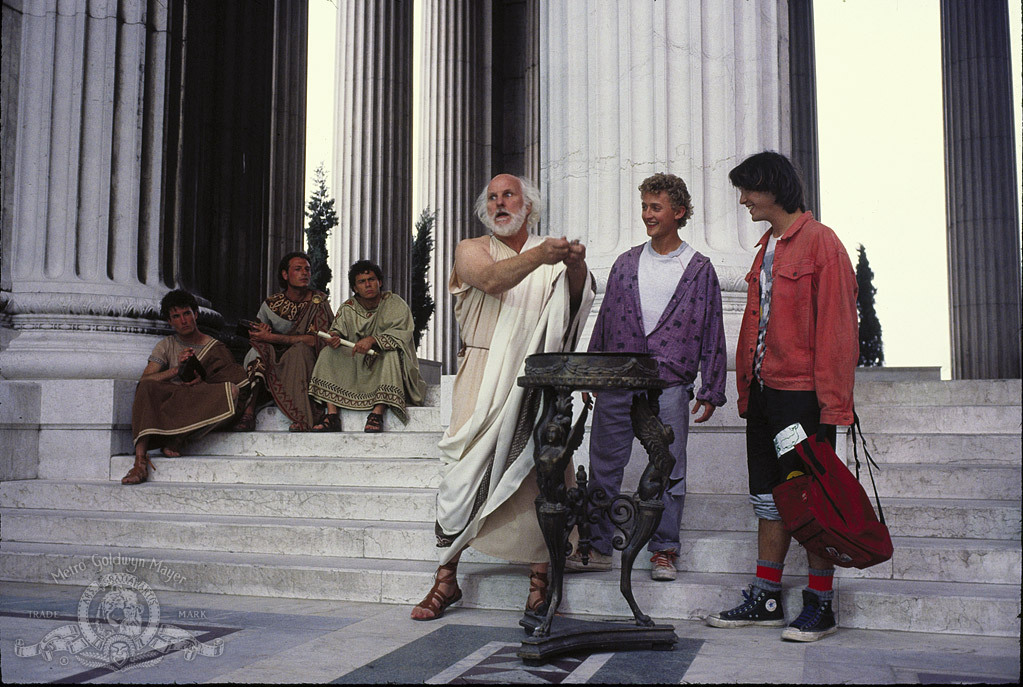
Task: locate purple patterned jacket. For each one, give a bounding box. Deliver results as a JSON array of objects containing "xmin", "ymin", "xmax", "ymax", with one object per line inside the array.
[{"xmin": 588, "ymin": 244, "xmax": 728, "ymax": 407}]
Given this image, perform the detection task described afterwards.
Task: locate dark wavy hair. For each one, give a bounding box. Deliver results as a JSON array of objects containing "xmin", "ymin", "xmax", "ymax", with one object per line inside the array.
[
  {"xmin": 728, "ymin": 151, "xmax": 806, "ymax": 214},
  {"xmin": 638, "ymin": 173, "xmax": 694, "ymax": 227},
  {"xmin": 277, "ymin": 251, "xmax": 312, "ymax": 289},
  {"xmin": 348, "ymin": 260, "xmax": 384, "ymax": 289},
  {"xmin": 160, "ymin": 289, "xmax": 199, "ymax": 320}
]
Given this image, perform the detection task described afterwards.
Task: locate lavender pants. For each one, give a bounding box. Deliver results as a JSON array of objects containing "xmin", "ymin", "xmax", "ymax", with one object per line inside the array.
[{"xmin": 585, "ymin": 384, "xmax": 690, "ymax": 555}]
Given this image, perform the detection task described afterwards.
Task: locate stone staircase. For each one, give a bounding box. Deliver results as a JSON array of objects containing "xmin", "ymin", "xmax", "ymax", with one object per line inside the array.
[{"xmin": 1, "ymin": 377, "xmax": 1019, "ymax": 637}]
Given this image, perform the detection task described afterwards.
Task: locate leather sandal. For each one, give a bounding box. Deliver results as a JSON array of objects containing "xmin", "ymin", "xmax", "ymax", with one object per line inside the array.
[
  {"xmin": 311, "ymin": 413, "xmax": 341, "ymax": 432},
  {"xmin": 364, "ymin": 412, "xmax": 383, "ymax": 433},
  {"xmin": 525, "ymin": 570, "xmax": 549, "ymax": 614},
  {"xmin": 121, "ymin": 455, "xmax": 154, "ymax": 485},
  {"xmin": 411, "ymin": 563, "xmax": 462, "ymax": 621},
  {"xmin": 233, "ymin": 413, "xmax": 255, "ymax": 432}
]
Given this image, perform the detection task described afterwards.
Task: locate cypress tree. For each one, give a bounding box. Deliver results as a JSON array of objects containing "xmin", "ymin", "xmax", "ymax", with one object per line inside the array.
[
  {"xmin": 856, "ymin": 244, "xmax": 884, "ymax": 367},
  {"xmin": 304, "ymin": 164, "xmax": 337, "ymax": 296},
  {"xmin": 410, "ymin": 209, "xmax": 436, "ymax": 348}
]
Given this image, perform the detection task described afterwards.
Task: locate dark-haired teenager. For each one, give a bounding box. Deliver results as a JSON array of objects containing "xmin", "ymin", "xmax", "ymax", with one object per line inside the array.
[
  {"xmin": 706, "ymin": 151, "xmax": 858, "ymax": 642},
  {"xmin": 308, "ymin": 260, "xmax": 425, "ymax": 432},
  {"xmin": 122, "ymin": 290, "xmax": 248, "ymax": 485},
  {"xmin": 236, "ymin": 252, "xmax": 334, "ymax": 431}
]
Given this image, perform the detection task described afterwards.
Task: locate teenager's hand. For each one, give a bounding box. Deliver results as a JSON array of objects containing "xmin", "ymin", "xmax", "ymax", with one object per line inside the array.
[{"xmin": 691, "ymin": 400, "xmax": 716, "ymax": 423}]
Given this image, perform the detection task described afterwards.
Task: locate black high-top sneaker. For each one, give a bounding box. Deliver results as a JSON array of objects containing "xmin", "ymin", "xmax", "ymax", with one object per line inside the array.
[
  {"xmin": 781, "ymin": 589, "xmax": 837, "ymax": 641},
  {"xmin": 706, "ymin": 584, "xmax": 786, "ymax": 628}
]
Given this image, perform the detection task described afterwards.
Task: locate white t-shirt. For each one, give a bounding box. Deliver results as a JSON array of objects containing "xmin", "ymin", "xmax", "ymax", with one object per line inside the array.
[
  {"xmin": 758, "ymin": 234, "xmax": 778, "ymax": 334},
  {"xmin": 638, "ymin": 240, "xmax": 695, "ymax": 336}
]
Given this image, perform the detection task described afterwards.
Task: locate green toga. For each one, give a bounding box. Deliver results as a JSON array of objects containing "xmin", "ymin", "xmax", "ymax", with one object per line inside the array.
[{"xmin": 308, "ymin": 292, "xmax": 426, "ymax": 424}]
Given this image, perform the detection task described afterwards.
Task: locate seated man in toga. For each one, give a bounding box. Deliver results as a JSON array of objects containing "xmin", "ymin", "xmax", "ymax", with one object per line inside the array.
[
  {"xmin": 235, "ymin": 251, "xmax": 334, "ymax": 432},
  {"xmin": 308, "ymin": 260, "xmax": 426, "ymax": 432},
  {"xmin": 122, "ymin": 289, "xmax": 248, "ymax": 485}
]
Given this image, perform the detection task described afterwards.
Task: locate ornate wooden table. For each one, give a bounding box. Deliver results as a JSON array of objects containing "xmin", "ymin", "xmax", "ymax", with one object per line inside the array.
[{"xmin": 516, "ymin": 352, "xmax": 679, "ymax": 664}]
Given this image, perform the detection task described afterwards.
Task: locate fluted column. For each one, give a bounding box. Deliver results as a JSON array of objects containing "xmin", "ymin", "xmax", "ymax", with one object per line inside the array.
[
  {"xmin": 540, "ymin": 0, "xmax": 792, "ymax": 362},
  {"xmin": 267, "ymin": 0, "xmax": 310, "ymax": 289},
  {"xmin": 333, "ymin": 0, "xmax": 413, "ymax": 308},
  {"xmin": 414, "ymin": 0, "xmax": 488, "ymax": 368},
  {"xmin": 0, "ymin": 0, "xmax": 176, "ymax": 380},
  {"xmin": 788, "ymin": 0, "xmax": 819, "ymax": 219},
  {"xmin": 940, "ymin": 0, "xmax": 1021, "ymax": 380}
]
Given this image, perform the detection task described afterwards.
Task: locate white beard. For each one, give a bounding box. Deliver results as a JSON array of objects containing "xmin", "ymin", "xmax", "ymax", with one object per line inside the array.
[{"xmin": 486, "ymin": 206, "xmax": 528, "ymax": 237}]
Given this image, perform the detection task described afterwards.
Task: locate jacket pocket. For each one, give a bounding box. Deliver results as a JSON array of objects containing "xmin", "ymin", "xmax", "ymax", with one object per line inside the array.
[{"xmin": 771, "ymin": 259, "xmax": 815, "ymax": 352}]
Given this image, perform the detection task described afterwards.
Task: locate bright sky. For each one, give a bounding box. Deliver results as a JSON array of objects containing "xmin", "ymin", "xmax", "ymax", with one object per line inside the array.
[
  {"xmin": 305, "ymin": 0, "xmax": 1022, "ymax": 378},
  {"xmin": 815, "ymin": 0, "xmax": 1022, "ymax": 378}
]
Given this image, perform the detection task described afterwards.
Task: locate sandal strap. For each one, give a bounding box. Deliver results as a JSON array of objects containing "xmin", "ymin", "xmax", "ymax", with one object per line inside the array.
[
  {"xmin": 526, "ymin": 570, "xmax": 549, "ymax": 613},
  {"xmin": 122, "ymin": 455, "xmax": 154, "ymax": 484},
  {"xmin": 413, "ymin": 564, "xmax": 462, "ymax": 619}
]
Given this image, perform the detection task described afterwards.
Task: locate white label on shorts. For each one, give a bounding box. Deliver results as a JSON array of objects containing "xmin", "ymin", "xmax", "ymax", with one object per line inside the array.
[{"xmin": 773, "ymin": 423, "xmax": 807, "ymax": 458}]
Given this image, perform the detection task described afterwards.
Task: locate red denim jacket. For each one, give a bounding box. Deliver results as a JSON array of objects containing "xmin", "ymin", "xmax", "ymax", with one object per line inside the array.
[{"xmin": 736, "ymin": 212, "xmax": 858, "ymax": 425}]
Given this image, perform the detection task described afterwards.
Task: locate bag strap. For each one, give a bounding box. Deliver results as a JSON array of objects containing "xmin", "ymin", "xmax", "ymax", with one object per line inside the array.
[{"xmin": 852, "ymin": 409, "xmax": 886, "ymax": 525}]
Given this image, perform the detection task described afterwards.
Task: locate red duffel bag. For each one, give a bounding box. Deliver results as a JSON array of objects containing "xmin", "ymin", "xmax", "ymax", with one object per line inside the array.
[{"xmin": 772, "ymin": 417, "xmax": 893, "ymax": 569}]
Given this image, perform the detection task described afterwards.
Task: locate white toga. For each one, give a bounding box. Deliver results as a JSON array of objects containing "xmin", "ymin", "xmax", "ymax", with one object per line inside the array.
[{"xmin": 434, "ymin": 234, "xmax": 594, "ymax": 564}]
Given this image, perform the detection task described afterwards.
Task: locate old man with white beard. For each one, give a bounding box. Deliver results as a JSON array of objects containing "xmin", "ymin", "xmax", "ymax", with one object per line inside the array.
[{"xmin": 411, "ymin": 174, "xmax": 595, "ymax": 620}]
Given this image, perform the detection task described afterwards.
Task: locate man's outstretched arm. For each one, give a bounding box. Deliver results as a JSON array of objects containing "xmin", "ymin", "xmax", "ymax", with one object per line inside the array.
[{"xmin": 455, "ymin": 237, "xmax": 574, "ymax": 295}]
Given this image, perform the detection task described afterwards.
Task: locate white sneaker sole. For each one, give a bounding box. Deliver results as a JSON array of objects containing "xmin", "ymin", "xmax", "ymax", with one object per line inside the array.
[
  {"xmin": 706, "ymin": 615, "xmax": 787, "ymax": 628},
  {"xmin": 651, "ymin": 568, "xmax": 677, "ymax": 581},
  {"xmin": 781, "ymin": 624, "xmax": 838, "ymax": 642}
]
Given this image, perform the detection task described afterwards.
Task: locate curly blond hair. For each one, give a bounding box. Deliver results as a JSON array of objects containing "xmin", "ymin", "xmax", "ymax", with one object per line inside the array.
[{"xmin": 638, "ymin": 173, "xmax": 694, "ymax": 227}]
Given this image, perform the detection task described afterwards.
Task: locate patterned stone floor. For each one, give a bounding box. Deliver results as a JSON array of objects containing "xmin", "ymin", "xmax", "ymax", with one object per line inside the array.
[{"xmin": 1, "ymin": 582, "xmax": 1018, "ymax": 684}]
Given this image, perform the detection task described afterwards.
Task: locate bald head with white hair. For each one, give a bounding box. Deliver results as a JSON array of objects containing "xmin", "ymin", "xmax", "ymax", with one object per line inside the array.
[{"xmin": 475, "ymin": 174, "xmax": 543, "ymax": 237}]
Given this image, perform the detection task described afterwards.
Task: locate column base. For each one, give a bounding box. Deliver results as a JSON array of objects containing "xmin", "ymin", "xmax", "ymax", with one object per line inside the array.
[{"xmin": 1, "ymin": 327, "xmax": 165, "ymax": 381}]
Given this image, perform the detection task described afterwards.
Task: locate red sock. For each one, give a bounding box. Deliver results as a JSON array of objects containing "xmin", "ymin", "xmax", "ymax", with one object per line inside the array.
[
  {"xmin": 808, "ymin": 572, "xmax": 834, "ymax": 593},
  {"xmin": 756, "ymin": 563, "xmax": 783, "ymax": 585}
]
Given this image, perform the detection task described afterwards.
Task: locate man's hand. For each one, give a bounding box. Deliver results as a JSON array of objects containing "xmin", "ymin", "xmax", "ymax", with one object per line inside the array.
[
  {"xmin": 351, "ymin": 336, "xmax": 376, "ymax": 356},
  {"xmin": 176, "ymin": 347, "xmax": 202, "ymax": 385},
  {"xmin": 249, "ymin": 322, "xmax": 273, "ymax": 343},
  {"xmin": 691, "ymin": 400, "xmax": 716, "ymax": 423},
  {"xmin": 536, "ymin": 237, "xmax": 573, "ymax": 265},
  {"xmin": 328, "ymin": 333, "xmax": 343, "ymax": 349},
  {"xmin": 563, "ymin": 240, "xmax": 586, "ymax": 269}
]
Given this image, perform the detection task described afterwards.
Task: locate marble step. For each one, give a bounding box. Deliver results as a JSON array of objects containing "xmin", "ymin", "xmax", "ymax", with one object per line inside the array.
[
  {"xmin": 672, "ymin": 530, "xmax": 1021, "ymax": 585},
  {"xmin": 852, "ymin": 379, "xmax": 1021, "ymax": 406},
  {"xmin": 3, "ymin": 481, "xmax": 1017, "ymax": 541},
  {"xmin": 253, "ymin": 400, "xmax": 441, "ymax": 433},
  {"xmin": 850, "ymin": 463, "xmax": 1020, "ymax": 500},
  {"xmin": 0, "ymin": 542, "xmax": 1017, "ymax": 637},
  {"xmin": 685, "ymin": 452, "xmax": 1021, "ymax": 499},
  {"xmin": 850, "ymin": 404, "xmax": 1020, "ymax": 434},
  {"xmin": 4, "ymin": 509, "xmax": 1017, "ymax": 586},
  {"xmin": 0, "ymin": 480, "xmax": 438, "ymax": 523},
  {"xmin": 680, "ymin": 493, "xmax": 1021, "ymax": 540},
  {"xmin": 108, "ymin": 454, "xmax": 446, "ymax": 488},
  {"xmin": 854, "ymin": 433, "xmax": 1022, "ymax": 465},
  {"xmin": 623, "ymin": 394, "xmax": 1020, "ymax": 432},
  {"xmin": 187, "ymin": 430, "xmax": 446, "ymax": 457}
]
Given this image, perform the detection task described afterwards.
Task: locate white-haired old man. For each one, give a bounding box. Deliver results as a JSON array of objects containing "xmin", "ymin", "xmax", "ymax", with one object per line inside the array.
[{"xmin": 411, "ymin": 174, "xmax": 595, "ymax": 620}]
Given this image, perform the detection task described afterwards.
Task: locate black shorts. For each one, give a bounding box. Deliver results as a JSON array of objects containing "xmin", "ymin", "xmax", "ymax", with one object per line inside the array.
[{"xmin": 745, "ymin": 383, "xmax": 835, "ymax": 494}]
